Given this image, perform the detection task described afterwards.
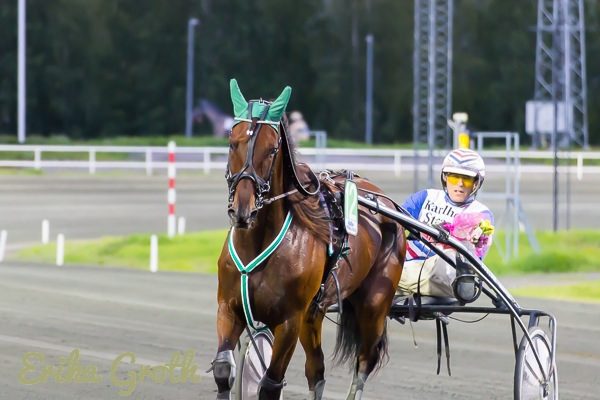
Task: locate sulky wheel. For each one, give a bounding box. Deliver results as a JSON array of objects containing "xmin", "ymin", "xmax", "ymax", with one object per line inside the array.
[
  {"xmin": 234, "ymin": 329, "xmax": 282, "ymax": 400},
  {"xmin": 514, "ymin": 327, "xmax": 558, "ymax": 400}
]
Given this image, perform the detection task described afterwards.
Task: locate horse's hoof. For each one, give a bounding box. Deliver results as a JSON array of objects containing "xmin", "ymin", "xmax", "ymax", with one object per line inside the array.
[
  {"xmin": 345, "ymin": 383, "xmax": 357, "ymax": 400},
  {"xmin": 216, "ymin": 391, "xmax": 231, "ymax": 400},
  {"xmin": 212, "ymin": 350, "xmax": 236, "ymax": 393},
  {"xmin": 258, "ymin": 375, "xmax": 285, "ymax": 399},
  {"xmin": 309, "ymin": 379, "xmax": 326, "ymax": 400},
  {"xmin": 346, "ymin": 371, "xmax": 366, "ymax": 400},
  {"xmin": 346, "ymin": 388, "xmax": 364, "ymax": 400}
]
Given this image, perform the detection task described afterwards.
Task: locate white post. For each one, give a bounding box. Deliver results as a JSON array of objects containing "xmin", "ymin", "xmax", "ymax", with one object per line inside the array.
[
  {"xmin": 167, "ymin": 141, "xmax": 177, "ymax": 238},
  {"xmin": 393, "ymin": 152, "xmax": 402, "ymax": 177},
  {"xmin": 0, "ymin": 230, "xmax": 7, "ymax": 263},
  {"xmin": 150, "ymin": 235, "xmax": 158, "ymax": 273},
  {"xmin": 41, "ymin": 219, "xmax": 49, "ymax": 244},
  {"xmin": 577, "ymin": 153, "xmax": 583, "ymax": 181},
  {"xmin": 56, "ymin": 233, "xmax": 64, "ymax": 266},
  {"xmin": 177, "ymin": 216, "xmax": 186, "ymax": 235},
  {"xmin": 203, "ymin": 148, "xmax": 210, "ymax": 174},
  {"xmin": 145, "ymin": 148, "xmax": 153, "ymax": 176},
  {"xmin": 89, "ymin": 148, "xmax": 96, "ymax": 174},
  {"xmin": 34, "ymin": 147, "xmax": 41, "ymax": 170}
]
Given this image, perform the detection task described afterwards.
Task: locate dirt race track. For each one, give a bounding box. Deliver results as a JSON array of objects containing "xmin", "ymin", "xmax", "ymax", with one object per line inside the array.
[
  {"xmin": 1, "ymin": 171, "xmax": 599, "ymax": 399},
  {"xmin": 2, "ymin": 169, "xmax": 600, "ymax": 244},
  {"xmin": 1, "ymin": 264, "xmax": 599, "ymax": 400}
]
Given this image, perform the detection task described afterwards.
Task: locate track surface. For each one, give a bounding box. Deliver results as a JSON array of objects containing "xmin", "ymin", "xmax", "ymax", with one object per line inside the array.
[
  {"xmin": 2, "ymin": 170, "xmax": 599, "ymax": 246},
  {"xmin": 1, "ymin": 171, "xmax": 599, "ymax": 399},
  {"xmin": 1, "ymin": 264, "xmax": 599, "ymax": 399}
]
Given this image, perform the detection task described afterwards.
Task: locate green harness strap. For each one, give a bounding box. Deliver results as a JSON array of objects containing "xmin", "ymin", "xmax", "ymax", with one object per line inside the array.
[{"xmin": 228, "ymin": 212, "xmax": 293, "ymax": 330}]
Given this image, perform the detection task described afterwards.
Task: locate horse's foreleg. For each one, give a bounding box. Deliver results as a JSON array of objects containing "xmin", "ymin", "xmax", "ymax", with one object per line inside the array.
[
  {"xmin": 299, "ymin": 311, "xmax": 326, "ymax": 400},
  {"xmin": 258, "ymin": 313, "xmax": 303, "ymax": 400},
  {"xmin": 212, "ymin": 302, "xmax": 245, "ymax": 400}
]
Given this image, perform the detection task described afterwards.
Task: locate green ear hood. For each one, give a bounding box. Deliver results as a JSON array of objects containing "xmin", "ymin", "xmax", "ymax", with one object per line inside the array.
[
  {"xmin": 229, "ymin": 79, "xmax": 292, "ymax": 124},
  {"xmin": 230, "ymin": 79, "xmax": 248, "ymax": 118},
  {"xmin": 266, "ymin": 86, "xmax": 292, "ymax": 122}
]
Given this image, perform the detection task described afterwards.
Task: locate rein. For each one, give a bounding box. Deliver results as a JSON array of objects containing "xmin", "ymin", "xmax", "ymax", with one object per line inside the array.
[
  {"xmin": 280, "ymin": 121, "xmax": 321, "ymax": 197},
  {"xmin": 263, "ymin": 188, "xmax": 298, "ymax": 205},
  {"xmin": 262, "ymin": 181, "xmax": 320, "ymax": 205}
]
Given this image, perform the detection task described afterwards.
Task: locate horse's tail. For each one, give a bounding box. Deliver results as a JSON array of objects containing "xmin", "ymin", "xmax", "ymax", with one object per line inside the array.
[
  {"xmin": 332, "ymin": 300, "xmax": 360, "ymax": 368},
  {"xmin": 332, "ymin": 300, "xmax": 390, "ymax": 373}
]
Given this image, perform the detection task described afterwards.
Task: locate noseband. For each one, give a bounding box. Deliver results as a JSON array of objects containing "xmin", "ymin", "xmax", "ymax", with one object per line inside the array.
[{"xmin": 226, "ymin": 102, "xmax": 281, "ymax": 211}]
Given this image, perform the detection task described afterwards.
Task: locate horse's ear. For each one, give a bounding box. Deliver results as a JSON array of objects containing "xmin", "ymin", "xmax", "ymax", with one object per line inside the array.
[
  {"xmin": 267, "ymin": 86, "xmax": 291, "ymax": 122},
  {"xmin": 230, "ymin": 79, "xmax": 248, "ymax": 118}
]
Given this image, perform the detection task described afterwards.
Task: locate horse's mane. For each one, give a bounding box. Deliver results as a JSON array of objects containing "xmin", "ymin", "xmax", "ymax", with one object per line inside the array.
[{"xmin": 281, "ymin": 123, "xmax": 331, "ymax": 244}]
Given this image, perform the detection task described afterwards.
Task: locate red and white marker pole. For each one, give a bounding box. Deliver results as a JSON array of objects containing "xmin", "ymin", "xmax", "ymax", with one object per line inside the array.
[{"xmin": 167, "ymin": 141, "xmax": 176, "ymax": 238}]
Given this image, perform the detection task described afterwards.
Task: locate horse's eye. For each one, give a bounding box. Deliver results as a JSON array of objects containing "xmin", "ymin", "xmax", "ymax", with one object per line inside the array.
[{"xmin": 269, "ymin": 147, "xmax": 278, "ymax": 156}]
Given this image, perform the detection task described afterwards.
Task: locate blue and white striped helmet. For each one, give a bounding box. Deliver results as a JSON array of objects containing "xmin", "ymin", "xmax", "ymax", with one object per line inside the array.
[{"xmin": 441, "ymin": 148, "xmax": 486, "ymax": 199}]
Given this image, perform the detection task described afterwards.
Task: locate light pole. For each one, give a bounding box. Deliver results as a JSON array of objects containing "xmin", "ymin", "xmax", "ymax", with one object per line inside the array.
[
  {"xmin": 185, "ymin": 17, "xmax": 199, "ymax": 138},
  {"xmin": 365, "ymin": 34, "xmax": 374, "ymax": 145},
  {"xmin": 18, "ymin": 0, "xmax": 26, "ymax": 143}
]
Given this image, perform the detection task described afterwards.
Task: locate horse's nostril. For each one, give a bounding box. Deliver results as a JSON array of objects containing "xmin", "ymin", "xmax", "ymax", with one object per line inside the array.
[
  {"xmin": 228, "ymin": 209, "xmax": 235, "ymax": 220},
  {"xmin": 249, "ymin": 209, "xmax": 258, "ymax": 220}
]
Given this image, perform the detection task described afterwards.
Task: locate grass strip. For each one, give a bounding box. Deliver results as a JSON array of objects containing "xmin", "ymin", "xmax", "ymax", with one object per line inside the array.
[
  {"xmin": 483, "ymin": 230, "xmax": 600, "ymax": 276},
  {"xmin": 512, "ymin": 280, "xmax": 600, "ymax": 302},
  {"xmin": 13, "ymin": 229, "xmax": 600, "ymax": 277},
  {"xmin": 15, "ymin": 231, "xmax": 228, "ymax": 274}
]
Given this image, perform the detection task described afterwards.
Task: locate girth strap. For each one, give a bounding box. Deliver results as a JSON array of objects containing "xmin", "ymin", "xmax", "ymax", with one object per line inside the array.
[{"xmin": 313, "ymin": 184, "xmax": 347, "ymax": 312}]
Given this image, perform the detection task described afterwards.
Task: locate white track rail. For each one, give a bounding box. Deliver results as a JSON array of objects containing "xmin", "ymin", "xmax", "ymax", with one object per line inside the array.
[{"xmin": 1, "ymin": 144, "xmax": 599, "ymax": 176}]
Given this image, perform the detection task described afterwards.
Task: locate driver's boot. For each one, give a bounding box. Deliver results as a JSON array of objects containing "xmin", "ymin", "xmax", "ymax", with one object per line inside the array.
[{"xmin": 453, "ymin": 253, "xmax": 478, "ymax": 304}]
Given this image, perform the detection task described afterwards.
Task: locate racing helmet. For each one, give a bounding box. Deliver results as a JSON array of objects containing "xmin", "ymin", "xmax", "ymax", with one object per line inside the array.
[{"xmin": 440, "ymin": 148, "xmax": 485, "ymax": 201}]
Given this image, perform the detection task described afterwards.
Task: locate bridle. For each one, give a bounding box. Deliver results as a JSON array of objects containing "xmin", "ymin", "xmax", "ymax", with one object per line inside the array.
[
  {"xmin": 226, "ymin": 101, "xmax": 280, "ymax": 211},
  {"xmin": 225, "ymin": 100, "xmax": 320, "ymax": 212}
]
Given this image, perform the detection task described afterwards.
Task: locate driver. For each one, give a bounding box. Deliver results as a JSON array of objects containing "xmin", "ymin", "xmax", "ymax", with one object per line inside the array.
[{"xmin": 398, "ymin": 148, "xmax": 495, "ymax": 299}]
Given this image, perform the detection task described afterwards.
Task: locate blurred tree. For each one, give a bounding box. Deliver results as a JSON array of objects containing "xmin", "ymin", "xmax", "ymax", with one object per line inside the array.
[
  {"xmin": 453, "ymin": 0, "xmax": 536, "ymax": 135},
  {"xmin": 0, "ymin": 0, "xmax": 598, "ymax": 144},
  {"xmin": 0, "ymin": 2, "xmax": 17, "ymax": 133}
]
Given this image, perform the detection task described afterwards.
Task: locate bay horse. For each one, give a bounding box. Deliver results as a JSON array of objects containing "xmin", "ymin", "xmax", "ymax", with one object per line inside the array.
[{"xmin": 211, "ymin": 79, "xmax": 406, "ymax": 400}]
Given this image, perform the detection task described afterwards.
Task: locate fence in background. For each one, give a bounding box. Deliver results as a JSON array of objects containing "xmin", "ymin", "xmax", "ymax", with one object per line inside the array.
[{"xmin": 1, "ymin": 144, "xmax": 600, "ymax": 177}]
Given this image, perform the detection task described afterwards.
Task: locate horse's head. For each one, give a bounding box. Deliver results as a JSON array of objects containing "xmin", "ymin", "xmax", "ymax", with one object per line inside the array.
[{"xmin": 226, "ymin": 79, "xmax": 291, "ymax": 228}]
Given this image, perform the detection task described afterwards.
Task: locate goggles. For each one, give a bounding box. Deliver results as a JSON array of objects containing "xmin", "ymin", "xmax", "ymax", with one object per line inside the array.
[{"xmin": 445, "ymin": 173, "xmax": 476, "ymax": 188}]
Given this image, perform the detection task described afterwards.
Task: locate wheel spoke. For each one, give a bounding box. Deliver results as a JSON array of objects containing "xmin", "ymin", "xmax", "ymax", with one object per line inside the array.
[
  {"xmin": 524, "ymin": 357, "xmax": 544, "ymax": 384},
  {"xmin": 248, "ymin": 353, "xmax": 263, "ymax": 378}
]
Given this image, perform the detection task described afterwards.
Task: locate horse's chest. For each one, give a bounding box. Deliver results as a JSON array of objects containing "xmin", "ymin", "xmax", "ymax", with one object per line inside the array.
[{"xmin": 246, "ymin": 253, "xmax": 316, "ymax": 316}]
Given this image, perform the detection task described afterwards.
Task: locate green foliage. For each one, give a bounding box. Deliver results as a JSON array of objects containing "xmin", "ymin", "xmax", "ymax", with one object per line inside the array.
[{"xmin": 1, "ymin": 1, "xmax": 600, "ymax": 144}]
